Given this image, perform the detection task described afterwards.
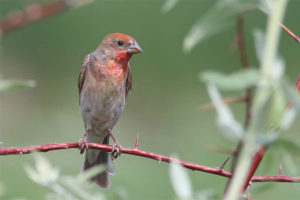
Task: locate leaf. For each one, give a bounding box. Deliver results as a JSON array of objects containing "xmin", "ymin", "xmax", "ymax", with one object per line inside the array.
[
  {"xmin": 161, "ymin": 0, "xmax": 179, "ymax": 13},
  {"xmin": 61, "ymin": 177, "xmax": 105, "ymax": 200},
  {"xmin": 281, "ymin": 79, "xmax": 300, "ymax": 111},
  {"xmin": 268, "ymin": 86, "xmax": 286, "ymax": 128},
  {"xmin": 195, "ymin": 189, "xmax": 217, "ymax": 200},
  {"xmin": 24, "ymin": 154, "xmax": 59, "ymax": 186},
  {"xmin": 272, "ymin": 136, "xmax": 300, "ymax": 156},
  {"xmin": 183, "ymin": 0, "xmax": 257, "ymax": 52},
  {"xmin": 253, "ymin": 29, "xmax": 285, "ymax": 81},
  {"xmin": 0, "ymin": 79, "xmax": 36, "ymax": 93},
  {"xmin": 281, "ymin": 153, "xmax": 299, "ymax": 176},
  {"xmin": 279, "ymin": 108, "xmax": 297, "ymax": 131},
  {"xmin": 76, "ymin": 165, "xmax": 106, "ymax": 183},
  {"xmin": 258, "ymin": 0, "xmax": 277, "ymax": 15},
  {"xmin": 200, "ymin": 68, "xmax": 258, "ymax": 91},
  {"xmin": 207, "ymin": 84, "xmax": 244, "ymax": 141},
  {"xmin": 169, "ymin": 157, "xmax": 193, "ymax": 200}
]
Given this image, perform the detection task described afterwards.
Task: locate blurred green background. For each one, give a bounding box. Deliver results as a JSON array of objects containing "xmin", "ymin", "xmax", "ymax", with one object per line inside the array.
[{"xmin": 0, "ymin": 0, "xmax": 300, "ymax": 199}]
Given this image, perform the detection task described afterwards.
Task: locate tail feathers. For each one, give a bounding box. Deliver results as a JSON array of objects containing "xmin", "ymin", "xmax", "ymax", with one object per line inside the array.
[{"xmin": 82, "ymin": 135, "xmax": 114, "ymax": 189}]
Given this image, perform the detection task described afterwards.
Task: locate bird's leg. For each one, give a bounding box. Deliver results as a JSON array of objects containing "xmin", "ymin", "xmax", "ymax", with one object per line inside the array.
[
  {"xmin": 78, "ymin": 129, "xmax": 90, "ymax": 154},
  {"xmin": 107, "ymin": 129, "xmax": 123, "ymax": 159}
]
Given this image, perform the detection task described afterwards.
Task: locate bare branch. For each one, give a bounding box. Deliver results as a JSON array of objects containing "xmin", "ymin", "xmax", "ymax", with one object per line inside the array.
[
  {"xmin": 0, "ymin": 0, "xmax": 93, "ymax": 35},
  {"xmin": 200, "ymin": 95, "xmax": 247, "ymax": 110},
  {"xmin": 280, "ymin": 23, "xmax": 300, "ymax": 44},
  {"xmin": 0, "ymin": 142, "xmax": 299, "ymax": 183}
]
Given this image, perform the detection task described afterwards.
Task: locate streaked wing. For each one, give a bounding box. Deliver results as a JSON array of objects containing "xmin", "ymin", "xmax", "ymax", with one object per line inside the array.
[
  {"xmin": 125, "ymin": 62, "xmax": 132, "ymax": 98},
  {"xmin": 78, "ymin": 54, "xmax": 91, "ymax": 103}
]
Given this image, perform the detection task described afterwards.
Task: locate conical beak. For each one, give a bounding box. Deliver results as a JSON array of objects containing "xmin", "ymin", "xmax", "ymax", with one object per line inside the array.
[{"xmin": 127, "ymin": 42, "xmax": 143, "ymax": 54}]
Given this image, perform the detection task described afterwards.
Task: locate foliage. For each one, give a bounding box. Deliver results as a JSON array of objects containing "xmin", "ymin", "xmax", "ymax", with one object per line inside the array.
[
  {"xmin": 24, "ymin": 153, "xmax": 108, "ymax": 200},
  {"xmin": 0, "ymin": 79, "xmax": 35, "ymax": 93}
]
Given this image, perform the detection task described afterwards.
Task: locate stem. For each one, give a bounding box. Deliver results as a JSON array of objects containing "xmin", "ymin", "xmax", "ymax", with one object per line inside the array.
[{"xmin": 224, "ymin": 0, "xmax": 288, "ymax": 199}]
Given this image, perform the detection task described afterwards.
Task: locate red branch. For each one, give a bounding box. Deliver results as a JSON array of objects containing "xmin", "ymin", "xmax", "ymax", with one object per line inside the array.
[
  {"xmin": 242, "ymin": 145, "xmax": 267, "ymax": 190},
  {"xmin": 280, "ymin": 24, "xmax": 300, "ymax": 44},
  {"xmin": 0, "ymin": 1, "xmax": 67, "ymax": 34},
  {"xmin": 0, "ymin": 0, "xmax": 92, "ymax": 35},
  {"xmin": 0, "ymin": 142, "xmax": 300, "ymax": 183}
]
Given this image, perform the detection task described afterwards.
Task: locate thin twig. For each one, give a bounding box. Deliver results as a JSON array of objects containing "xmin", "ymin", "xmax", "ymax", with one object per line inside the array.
[
  {"xmin": 0, "ymin": 0, "xmax": 93, "ymax": 35},
  {"xmin": 0, "ymin": 142, "xmax": 299, "ymax": 183},
  {"xmin": 236, "ymin": 14, "xmax": 252, "ymax": 128},
  {"xmin": 241, "ymin": 145, "xmax": 267, "ymax": 191},
  {"xmin": 280, "ymin": 23, "xmax": 300, "ymax": 44},
  {"xmin": 201, "ymin": 95, "xmax": 247, "ymax": 110}
]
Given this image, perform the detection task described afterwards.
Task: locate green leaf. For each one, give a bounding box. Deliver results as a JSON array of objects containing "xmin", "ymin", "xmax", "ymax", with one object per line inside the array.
[
  {"xmin": 24, "ymin": 154, "xmax": 59, "ymax": 186},
  {"xmin": 268, "ymin": 86, "xmax": 286, "ymax": 128},
  {"xmin": 207, "ymin": 84, "xmax": 244, "ymax": 141},
  {"xmin": 76, "ymin": 165, "xmax": 106, "ymax": 183},
  {"xmin": 0, "ymin": 79, "xmax": 36, "ymax": 93},
  {"xmin": 161, "ymin": 0, "xmax": 179, "ymax": 13},
  {"xmin": 169, "ymin": 156, "xmax": 193, "ymax": 200},
  {"xmin": 61, "ymin": 177, "xmax": 105, "ymax": 200},
  {"xmin": 183, "ymin": 0, "xmax": 257, "ymax": 52},
  {"xmin": 200, "ymin": 68, "xmax": 258, "ymax": 91},
  {"xmin": 195, "ymin": 189, "xmax": 217, "ymax": 200},
  {"xmin": 253, "ymin": 29, "xmax": 285, "ymax": 81},
  {"xmin": 281, "ymin": 79, "xmax": 300, "ymax": 111},
  {"xmin": 281, "ymin": 153, "xmax": 299, "ymax": 176},
  {"xmin": 272, "ymin": 136, "xmax": 300, "ymax": 156}
]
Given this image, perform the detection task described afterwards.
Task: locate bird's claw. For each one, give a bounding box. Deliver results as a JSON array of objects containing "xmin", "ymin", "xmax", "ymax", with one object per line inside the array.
[
  {"xmin": 78, "ymin": 136, "xmax": 88, "ymax": 154},
  {"xmin": 112, "ymin": 142, "xmax": 122, "ymax": 159}
]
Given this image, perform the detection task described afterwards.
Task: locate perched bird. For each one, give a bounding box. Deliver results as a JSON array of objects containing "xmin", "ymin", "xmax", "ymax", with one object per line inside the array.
[{"xmin": 78, "ymin": 33, "xmax": 142, "ymax": 189}]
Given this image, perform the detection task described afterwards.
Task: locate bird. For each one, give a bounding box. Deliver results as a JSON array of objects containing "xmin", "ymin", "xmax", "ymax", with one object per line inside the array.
[{"xmin": 78, "ymin": 33, "xmax": 142, "ymax": 189}]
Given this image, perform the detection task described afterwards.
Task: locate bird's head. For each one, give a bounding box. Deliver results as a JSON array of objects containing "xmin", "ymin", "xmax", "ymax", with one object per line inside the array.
[{"xmin": 96, "ymin": 33, "xmax": 142, "ymax": 63}]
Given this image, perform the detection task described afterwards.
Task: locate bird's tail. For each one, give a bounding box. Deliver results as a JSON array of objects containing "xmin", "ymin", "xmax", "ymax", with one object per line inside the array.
[{"xmin": 82, "ymin": 135, "xmax": 115, "ymax": 189}]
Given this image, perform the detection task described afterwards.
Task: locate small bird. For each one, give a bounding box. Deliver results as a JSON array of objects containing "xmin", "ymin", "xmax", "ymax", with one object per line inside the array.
[{"xmin": 78, "ymin": 33, "xmax": 142, "ymax": 189}]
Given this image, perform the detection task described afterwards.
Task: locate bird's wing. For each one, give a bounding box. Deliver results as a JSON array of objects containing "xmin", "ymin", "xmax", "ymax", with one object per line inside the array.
[
  {"xmin": 78, "ymin": 54, "xmax": 91, "ymax": 103},
  {"xmin": 125, "ymin": 62, "xmax": 132, "ymax": 98}
]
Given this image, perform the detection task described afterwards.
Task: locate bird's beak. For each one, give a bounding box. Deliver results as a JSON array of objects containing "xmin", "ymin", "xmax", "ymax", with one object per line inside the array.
[{"xmin": 127, "ymin": 42, "xmax": 143, "ymax": 54}]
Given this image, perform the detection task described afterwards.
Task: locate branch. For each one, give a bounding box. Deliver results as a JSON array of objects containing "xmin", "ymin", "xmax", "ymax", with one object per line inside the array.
[
  {"xmin": 0, "ymin": 0, "xmax": 93, "ymax": 35},
  {"xmin": 241, "ymin": 145, "xmax": 267, "ymax": 190},
  {"xmin": 280, "ymin": 23, "xmax": 300, "ymax": 44},
  {"xmin": 200, "ymin": 95, "xmax": 247, "ymax": 110},
  {"xmin": 224, "ymin": 13, "xmax": 253, "ymax": 193},
  {"xmin": 236, "ymin": 13, "xmax": 252, "ymax": 128},
  {"xmin": 0, "ymin": 142, "xmax": 300, "ymax": 183}
]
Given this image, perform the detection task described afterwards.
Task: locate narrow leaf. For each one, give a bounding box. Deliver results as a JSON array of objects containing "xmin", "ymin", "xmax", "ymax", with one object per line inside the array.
[
  {"xmin": 161, "ymin": 0, "xmax": 179, "ymax": 13},
  {"xmin": 281, "ymin": 79, "xmax": 300, "ymax": 111},
  {"xmin": 0, "ymin": 80, "xmax": 36, "ymax": 93},
  {"xmin": 200, "ymin": 68, "xmax": 258, "ymax": 91},
  {"xmin": 183, "ymin": 0, "xmax": 256, "ymax": 52},
  {"xmin": 207, "ymin": 84, "xmax": 244, "ymax": 140},
  {"xmin": 169, "ymin": 158, "xmax": 193, "ymax": 200},
  {"xmin": 273, "ymin": 136, "xmax": 300, "ymax": 155}
]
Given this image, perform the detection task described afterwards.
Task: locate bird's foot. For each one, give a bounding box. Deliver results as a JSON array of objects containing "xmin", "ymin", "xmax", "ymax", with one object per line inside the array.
[
  {"xmin": 78, "ymin": 131, "xmax": 88, "ymax": 154},
  {"xmin": 108, "ymin": 129, "xmax": 123, "ymax": 159},
  {"xmin": 112, "ymin": 141, "xmax": 123, "ymax": 159}
]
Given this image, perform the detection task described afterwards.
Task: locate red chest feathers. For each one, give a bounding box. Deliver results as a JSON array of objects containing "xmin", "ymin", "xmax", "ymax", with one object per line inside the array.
[{"xmin": 92, "ymin": 58, "xmax": 128, "ymax": 86}]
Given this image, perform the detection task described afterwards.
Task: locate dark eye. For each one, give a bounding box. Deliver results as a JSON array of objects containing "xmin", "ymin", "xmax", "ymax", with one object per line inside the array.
[{"xmin": 117, "ymin": 40, "xmax": 124, "ymax": 46}]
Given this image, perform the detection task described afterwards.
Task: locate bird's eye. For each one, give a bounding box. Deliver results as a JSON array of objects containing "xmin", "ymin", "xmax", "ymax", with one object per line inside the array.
[{"xmin": 117, "ymin": 40, "xmax": 124, "ymax": 46}]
